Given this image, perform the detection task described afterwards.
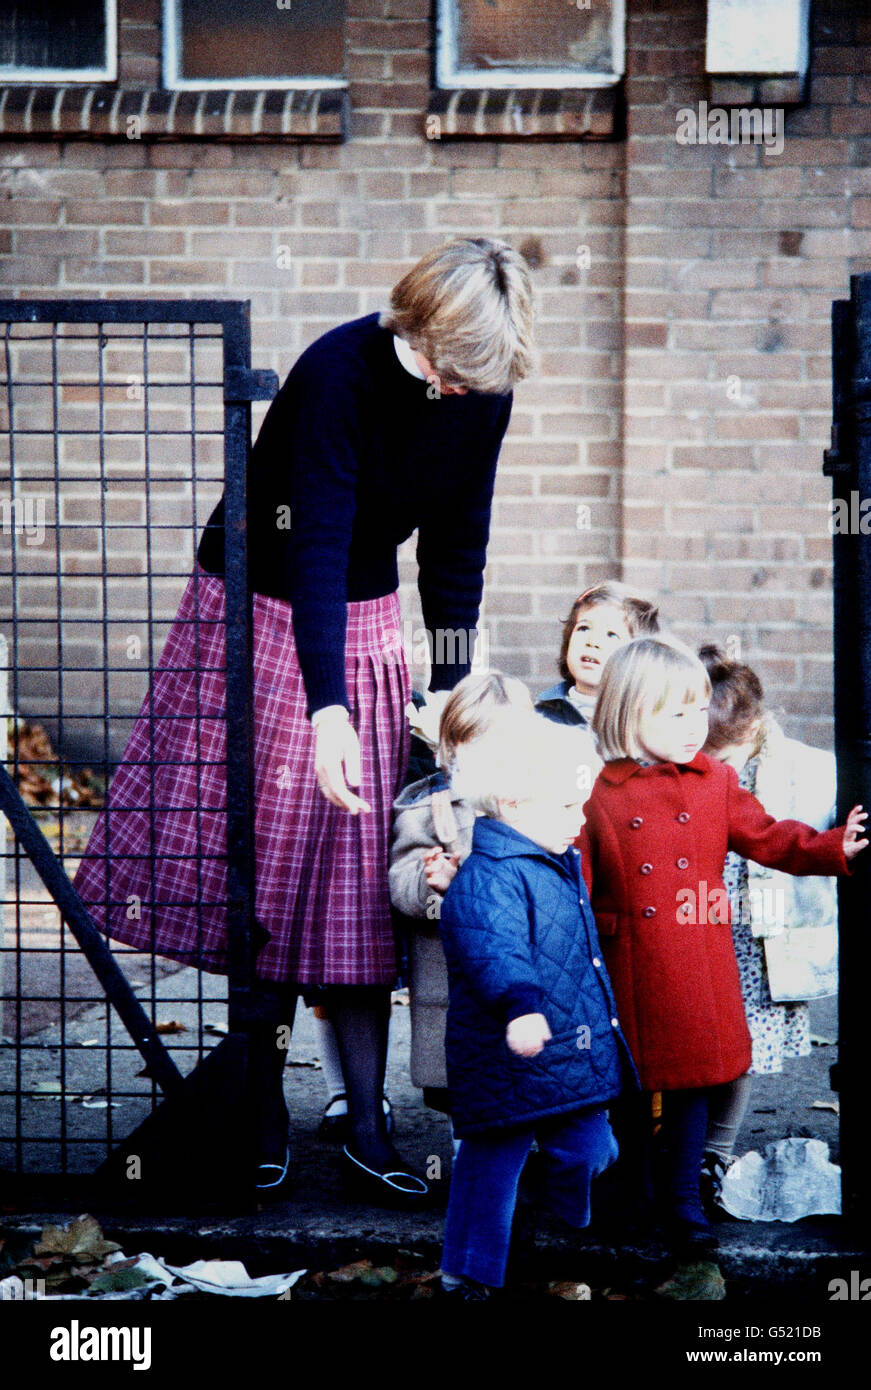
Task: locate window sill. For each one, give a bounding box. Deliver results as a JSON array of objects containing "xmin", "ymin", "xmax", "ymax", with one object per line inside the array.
[
  {"xmin": 0, "ymin": 85, "xmax": 349, "ymax": 141},
  {"xmin": 425, "ymin": 84, "xmax": 621, "ymax": 141}
]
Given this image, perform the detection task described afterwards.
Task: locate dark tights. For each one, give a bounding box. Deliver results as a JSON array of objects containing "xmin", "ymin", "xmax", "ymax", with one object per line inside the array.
[
  {"xmin": 613, "ymin": 1087, "xmax": 710, "ymax": 1224},
  {"xmin": 249, "ymin": 982, "xmax": 398, "ymax": 1172}
]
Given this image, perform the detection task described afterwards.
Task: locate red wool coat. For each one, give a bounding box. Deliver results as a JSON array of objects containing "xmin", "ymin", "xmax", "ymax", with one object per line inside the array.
[{"xmin": 576, "ymin": 752, "xmax": 849, "ymax": 1091}]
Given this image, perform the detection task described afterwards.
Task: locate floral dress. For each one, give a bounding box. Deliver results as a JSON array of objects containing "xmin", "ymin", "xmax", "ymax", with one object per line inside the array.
[{"xmin": 722, "ymin": 756, "xmax": 811, "ymax": 1074}]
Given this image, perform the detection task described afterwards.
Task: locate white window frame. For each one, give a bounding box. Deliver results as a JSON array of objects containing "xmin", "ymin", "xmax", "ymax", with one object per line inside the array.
[
  {"xmin": 0, "ymin": 0, "xmax": 117, "ymax": 83},
  {"xmin": 435, "ymin": 0, "xmax": 625, "ymax": 90},
  {"xmin": 162, "ymin": 0, "xmax": 348, "ymax": 91}
]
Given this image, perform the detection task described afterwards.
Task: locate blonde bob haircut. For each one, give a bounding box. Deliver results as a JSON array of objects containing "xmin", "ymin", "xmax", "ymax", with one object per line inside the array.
[
  {"xmin": 437, "ymin": 669, "xmax": 533, "ymax": 771},
  {"xmin": 451, "ymin": 714, "xmax": 583, "ymax": 821},
  {"xmin": 592, "ymin": 637, "xmax": 711, "ymax": 763},
  {"xmin": 379, "ymin": 237, "xmax": 534, "ymax": 395}
]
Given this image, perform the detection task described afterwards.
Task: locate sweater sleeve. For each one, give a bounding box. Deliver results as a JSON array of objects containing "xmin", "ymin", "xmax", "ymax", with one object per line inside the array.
[
  {"xmin": 282, "ymin": 353, "xmax": 366, "ymax": 718},
  {"xmin": 725, "ymin": 763, "xmax": 850, "ymax": 876},
  {"xmin": 416, "ymin": 393, "xmax": 511, "ymax": 693}
]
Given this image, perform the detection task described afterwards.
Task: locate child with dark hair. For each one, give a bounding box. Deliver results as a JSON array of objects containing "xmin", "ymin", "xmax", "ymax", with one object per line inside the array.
[
  {"xmin": 698, "ymin": 644, "xmax": 842, "ymax": 1206},
  {"xmin": 536, "ymin": 581, "xmax": 660, "ymax": 792}
]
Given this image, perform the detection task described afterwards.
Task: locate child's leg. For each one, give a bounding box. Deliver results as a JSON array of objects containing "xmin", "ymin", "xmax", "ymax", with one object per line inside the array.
[
  {"xmin": 441, "ymin": 1128, "xmax": 535, "ymax": 1288},
  {"xmin": 659, "ymin": 1087, "xmax": 710, "ymax": 1227},
  {"xmin": 313, "ymin": 1006, "xmax": 347, "ymax": 1109},
  {"xmin": 534, "ymin": 1106, "xmax": 619, "ymax": 1228},
  {"xmin": 609, "ymin": 1090, "xmax": 657, "ymax": 1215},
  {"xmin": 705, "ymin": 1073, "xmax": 752, "ymax": 1163}
]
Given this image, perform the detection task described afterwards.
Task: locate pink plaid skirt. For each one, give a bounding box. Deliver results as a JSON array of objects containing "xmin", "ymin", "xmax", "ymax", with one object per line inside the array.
[{"xmin": 72, "ymin": 568, "xmax": 411, "ymax": 985}]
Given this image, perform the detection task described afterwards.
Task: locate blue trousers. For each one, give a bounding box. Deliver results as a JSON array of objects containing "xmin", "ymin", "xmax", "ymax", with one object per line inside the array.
[{"xmin": 441, "ymin": 1106, "xmax": 618, "ymax": 1288}]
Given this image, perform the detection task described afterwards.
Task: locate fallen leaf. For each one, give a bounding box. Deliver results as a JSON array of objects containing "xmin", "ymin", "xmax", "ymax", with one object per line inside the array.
[
  {"xmin": 655, "ymin": 1261, "xmax": 726, "ymax": 1302},
  {"xmin": 33, "ymin": 1215, "xmax": 121, "ymax": 1265},
  {"xmin": 155, "ymin": 1020, "xmax": 187, "ymax": 1035},
  {"xmin": 204, "ymin": 1022, "xmax": 228, "ymax": 1036},
  {"xmin": 87, "ymin": 1265, "xmax": 153, "ymax": 1294},
  {"xmin": 811, "ymin": 1100, "xmax": 839, "ymax": 1115},
  {"xmin": 326, "ymin": 1260, "xmax": 375, "ymax": 1284},
  {"xmin": 547, "ymin": 1280, "xmax": 591, "ymax": 1300}
]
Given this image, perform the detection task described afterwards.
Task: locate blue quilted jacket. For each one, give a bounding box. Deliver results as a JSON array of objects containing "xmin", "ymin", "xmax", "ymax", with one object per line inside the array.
[{"xmin": 439, "ymin": 816, "xmax": 636, "ymax": 1137}]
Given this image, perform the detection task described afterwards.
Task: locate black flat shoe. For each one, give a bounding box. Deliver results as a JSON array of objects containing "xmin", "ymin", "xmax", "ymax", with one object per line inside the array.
[{"xmin": 340, "ymin": 1145, "xmax": 429, "ymax": 1206}]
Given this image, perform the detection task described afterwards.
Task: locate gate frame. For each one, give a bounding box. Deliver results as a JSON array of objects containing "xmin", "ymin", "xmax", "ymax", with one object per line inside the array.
[{"xmin": 0, "ymin": 298, "xmax": 277, "ymax": 1190}]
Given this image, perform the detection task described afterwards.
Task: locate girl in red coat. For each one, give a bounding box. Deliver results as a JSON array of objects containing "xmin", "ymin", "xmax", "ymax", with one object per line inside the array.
[{"xmin": 576, "ymin": 637, "xmax": 867, "ymax": 1249}]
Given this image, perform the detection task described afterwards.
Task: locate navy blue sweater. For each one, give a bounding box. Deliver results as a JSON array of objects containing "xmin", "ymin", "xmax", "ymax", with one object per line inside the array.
[{"xmin": 198, "ymin": 313, "xmax": 512, "ymax": 716}]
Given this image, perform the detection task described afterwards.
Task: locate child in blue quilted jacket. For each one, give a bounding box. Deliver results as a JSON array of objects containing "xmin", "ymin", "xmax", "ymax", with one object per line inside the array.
[{"xmin": 438, "ymin": 715, "xmax": 636, "ymax": 1298}]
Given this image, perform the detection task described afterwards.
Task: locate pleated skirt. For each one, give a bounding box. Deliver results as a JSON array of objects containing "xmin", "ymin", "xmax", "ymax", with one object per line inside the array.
[{"xmin": 72, "ymin": 567, "xmax": 411, "ymax": 984}]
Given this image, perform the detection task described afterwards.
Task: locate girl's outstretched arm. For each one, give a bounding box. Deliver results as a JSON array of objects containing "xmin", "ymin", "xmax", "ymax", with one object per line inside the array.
[{"xmin": 726, "ymin": 763, "xmax": 864, "ymax": 875}]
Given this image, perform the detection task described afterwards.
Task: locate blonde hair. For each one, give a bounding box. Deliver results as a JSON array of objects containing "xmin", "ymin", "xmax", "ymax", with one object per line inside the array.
[
  {"xmin": 451, "ymin": 714, "xmax": 583, "ymax": 819},
  {"xmin": 592, "ymin": 637, "xmax": 711, "ymax": 762},
  {"xmin": 557, "ymin": 580, "xmax": 660, "ymax": 682},
  {"xmin": 379, "ymin": 237, "xmax": 534, "ymax": 394},
  {"xmin": 438, "ymin": 670, "xmax": 533, "ymax": 771}
]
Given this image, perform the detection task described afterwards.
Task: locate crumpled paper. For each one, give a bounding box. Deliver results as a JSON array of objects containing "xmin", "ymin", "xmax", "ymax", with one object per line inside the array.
[
  {"xmin": 23, "ymin": 1252, "xmax": 307, "ymax": 1301},
  {"xmin": 719, "ymin": 1137, "xmax": 841, "ymax": 1222}
]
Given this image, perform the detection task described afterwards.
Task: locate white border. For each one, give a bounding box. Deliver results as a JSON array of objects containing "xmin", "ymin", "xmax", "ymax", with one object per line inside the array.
[
  {"xmin": 0, "ymin": 0, "xmax": 117, "ymax": 83},
  {"xmin": 435, "ymin": 0, "xmax": 625, "ymax": 89},
  {"xmin": 162, "ymin": 0, "xmax": 347, "ymax": 91}
]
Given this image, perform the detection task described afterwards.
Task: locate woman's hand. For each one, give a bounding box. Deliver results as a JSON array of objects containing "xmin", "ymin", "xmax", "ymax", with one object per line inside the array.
[
  {"xmin": 505, "ymin": 1013, "xmax": 552, "ymax": 1058},
  {"xmin": 423, "ymin": 846, "xmax": 460, "ymax": 892},
  {"xmin": 843, "ymin": 804, "xmax": 869, "ymax": 860},
  {"xmin": 312, "ymin": 708, "xmax": 372, "ymax": 815}
]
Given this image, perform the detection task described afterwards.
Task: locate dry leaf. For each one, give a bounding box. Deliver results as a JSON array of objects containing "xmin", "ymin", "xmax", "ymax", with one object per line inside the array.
[
  {"xmin": 155, "ymin": 1020, "xmax": 187, "ymax": 1035},
  {"xmin": 811, "ymin": 1099, "xmax": 839, "ymax": 1115},
  {"xmin": 33, "ymin": 1215, "xmax": 121, "ymax": 1265},
  {"xmin": 547, "ymin": 1280, "xmax": 591, "ymax": 1300},
  {"xmin": 656, "ymin": 1261, "xmax": 726, "ymax": 1302}
]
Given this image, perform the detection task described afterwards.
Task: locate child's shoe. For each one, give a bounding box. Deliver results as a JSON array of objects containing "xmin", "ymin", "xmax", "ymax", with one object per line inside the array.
[
  {"xmin": 440, "ymin": 1273, "xmax": 491, "ymax": 1300},
  {"xmin": 699, "ymin": 1150, "xmax": 732, "ymax": 1221},
  {"xmin": 664, "ymin": 1199, "xmax": 719, "ymax": 1255}
]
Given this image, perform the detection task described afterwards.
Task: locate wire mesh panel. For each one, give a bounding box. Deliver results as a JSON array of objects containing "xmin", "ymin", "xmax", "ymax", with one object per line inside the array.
[{"xmin": 0, "ymin": 301, "xmax": 268, "ymax": 1181}]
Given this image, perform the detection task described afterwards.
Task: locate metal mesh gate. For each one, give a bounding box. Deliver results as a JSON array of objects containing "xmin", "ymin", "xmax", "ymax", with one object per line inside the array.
[{"xmin": 0, "ymin": 300, "xmax": 275, "ymax": 1189}]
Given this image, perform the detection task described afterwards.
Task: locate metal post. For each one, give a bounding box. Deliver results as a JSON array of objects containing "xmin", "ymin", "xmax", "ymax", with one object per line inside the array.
[{"xmin": 825, "ymin": 278, "xmax": 871, "ymax": 1230}]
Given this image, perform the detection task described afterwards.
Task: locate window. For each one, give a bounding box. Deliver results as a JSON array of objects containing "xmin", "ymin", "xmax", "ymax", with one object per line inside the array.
[
  {"xmin": 163, "ymin": 0, "xmax": 346, "ymax": 90},
  {"xmin": 0, "ymin": 0, "xmax": 117, "ymax": 82},
  {"xmin": 435, "ymin": 0, "xmax": 624, "ymax": 89}
]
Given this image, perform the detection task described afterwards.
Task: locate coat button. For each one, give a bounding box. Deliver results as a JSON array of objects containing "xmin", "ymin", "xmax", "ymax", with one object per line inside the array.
[
  {"xmin": 611, "ymin": 1018, "xmax": 619, "ymax": 1029},
  {"xmin": 592, "ymin": 956, "xmax": 602, "ymax": 968},
  {"xmin": 639, "ymin": 862, "xmax": 653, "ymax": 875},
  {"xmin": 677, "ymin": 811, "xmax": 690, "ymax": 824},
  {"xmin": 676, "ymin": 856, "xmax": 689, "ymax": 869},
  {"xmin": 630, "ymin": 816, "xmax": 643, "ymax": 828},
  {"xmin": 642, "ymin": 906, "xmax": 656, "ymax": 918}
]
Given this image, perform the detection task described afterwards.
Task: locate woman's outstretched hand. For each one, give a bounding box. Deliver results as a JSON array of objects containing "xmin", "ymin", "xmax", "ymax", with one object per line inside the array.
[
  {"xmin": 313, "ymin": 707, "xmax": 372, "ymax": 814},
  {"xmin": 843, "ymin": 804, "xmax": 869, "ymax": 860}
]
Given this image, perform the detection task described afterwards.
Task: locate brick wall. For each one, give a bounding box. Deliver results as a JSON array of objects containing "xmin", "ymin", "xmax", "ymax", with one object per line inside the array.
[{"xmin": 0, "ymin": 0, "xmax": 867, "ymax": 751}]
